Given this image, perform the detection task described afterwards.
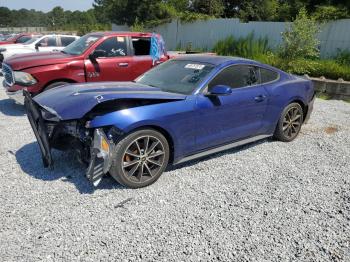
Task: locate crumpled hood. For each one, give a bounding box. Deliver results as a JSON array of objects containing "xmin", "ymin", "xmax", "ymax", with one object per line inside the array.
[
  {"xmin": 34, "ymin": 82, "xmax": 187, "ymax": 120},
  {"xmin": 4, "ymin": 51, "xmax": 77, "ymax": 70}
]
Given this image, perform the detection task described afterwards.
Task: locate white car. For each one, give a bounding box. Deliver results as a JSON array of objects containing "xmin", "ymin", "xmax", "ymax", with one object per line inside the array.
[{"xmin": 0, "ymin": 34, "xmax": 80, "ymax": 66}]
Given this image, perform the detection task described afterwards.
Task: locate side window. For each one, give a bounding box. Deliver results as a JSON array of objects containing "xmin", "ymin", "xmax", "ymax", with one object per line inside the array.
[
  {"xmin": 209, "ymin": 65, "xmax": 259, "ymax": 89},
  {"xmin": 16, "ymin": 36, "xmax": 31, "ymax": 43},
  {"xmin": 132, "ymin": 37, "xmax": 151, "ymax": 56},
  {"xmin": 260, "ymin": 68, "xmax": 279, "ymax": 84},
  {"xmin": 38, "ymin": 37, "xmax": 58, "ymax": 47},
  {"xmin": 60, "ymin": 36, "xmax": 77, "ymax": 47},
  {"xmin": 95, "ymin": 37, "xmax": 127, "ymax": 57}
]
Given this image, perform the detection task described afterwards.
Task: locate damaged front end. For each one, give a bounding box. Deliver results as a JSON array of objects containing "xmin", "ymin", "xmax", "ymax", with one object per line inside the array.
[
  {"xmin": 86, "ymin": 129, "xmax": 114, "ymax": 186},
  {"xmin": 24, "ymin": 90, "xmax": 121, "ymax": 186}
]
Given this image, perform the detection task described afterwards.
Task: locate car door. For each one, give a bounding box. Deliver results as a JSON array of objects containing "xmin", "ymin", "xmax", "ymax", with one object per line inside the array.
[
  {"xmin": 195, "ymin": 64, "xmax": 269, "ymax": 150},
  {"xmin": 84, "ymin": 36, "xmax": 134, "ymax": 82},
  {"xmin": 129, "ymin": 37, "xmax": 154, "ymax": 79}
]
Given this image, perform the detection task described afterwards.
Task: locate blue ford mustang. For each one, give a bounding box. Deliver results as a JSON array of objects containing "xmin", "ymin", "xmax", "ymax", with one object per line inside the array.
[{"xmin": 24, "ymin": 55, "xmax": 315, "ymax": 188}]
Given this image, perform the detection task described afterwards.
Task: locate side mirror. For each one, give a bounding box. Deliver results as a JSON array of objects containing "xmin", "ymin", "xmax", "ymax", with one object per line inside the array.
[
  {"xmin": 89, "ymin": 49, "xmax": 107, "ymax": 61},
  {"xmin": 206, "ymin": 85, "xmax": 232, "ymax": 96},
  {"xmin": 35, "ymin": 43, "xmax": 41, "ymax": 50}
]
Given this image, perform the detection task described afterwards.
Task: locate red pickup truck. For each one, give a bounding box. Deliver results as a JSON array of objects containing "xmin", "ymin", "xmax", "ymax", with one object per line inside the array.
[
  {"xmin": 0, "ymin": 33, "xmax": 41, "ymax": 45},
  {"xmin": 3, "ymin": 32, "xmax": 183, "ymax": 103}
]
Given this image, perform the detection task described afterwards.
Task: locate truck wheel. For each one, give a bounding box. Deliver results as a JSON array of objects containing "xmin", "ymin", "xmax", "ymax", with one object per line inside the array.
[
  {"xmin": 274, "ymin": 102, "xmax": 304, "ymax": 142},
  {"xmin": 43, "ymin": 81, "xmax": 69, "ymax": 92},
  {"xmin": 109, "ymin": 128, "xmax": 170, "ymax": 188}
]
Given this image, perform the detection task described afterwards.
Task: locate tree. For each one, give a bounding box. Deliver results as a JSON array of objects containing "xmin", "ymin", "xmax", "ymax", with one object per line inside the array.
[
  {"xmin": 166, "ymin": 0, "xmax": 189, "ymax": 12},
  {"xmin": 93, "ymin": 0, "xmax": 171, "ymax": 26},
  {"xmin": 222, "ymin": 0, "xmax": 279, "ymax": 21},
  {"xmin": 192, "ymin": 0, "xmax": 224, "ymax": 17},
  {"xmin": 48, "ymin": 6, "xmax": 66, "ymax": 28},
  {"xmin": 0, "ymin": 7, "xmax": 13, "ymax": 26},
  {"xmin": 312, "ymin": 5, "xmax": 349, "ymax": 21},
  {"xmin": 280, "ymin": 8, "xmax": 320, "ymax": 60}
]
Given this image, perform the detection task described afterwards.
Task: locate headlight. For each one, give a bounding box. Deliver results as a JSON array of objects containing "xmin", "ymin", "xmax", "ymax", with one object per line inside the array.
[
  {"xmin": 0, "ymin": 48, "xmax": 6, "ymax": 52},
  {"xmin": 13, "ymin": 71, "xmax": 37, "ymax": 86}
]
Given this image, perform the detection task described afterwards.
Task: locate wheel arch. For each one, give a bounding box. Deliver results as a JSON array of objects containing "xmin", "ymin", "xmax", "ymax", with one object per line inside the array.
[
  {"xmin": 125, "ymin": 125, "xmax": 176, "ymax": 164},
  {"xmin": 289, "ymin": 98, "xmax": 308, "ymax": 122},
  {"xmin": 42, "ymin": 78, "xmax": 77, "ymax": 92}
]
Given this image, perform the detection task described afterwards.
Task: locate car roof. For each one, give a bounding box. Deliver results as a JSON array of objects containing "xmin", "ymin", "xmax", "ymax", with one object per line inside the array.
[
  {"xmin": 173, "ymin": 55, "xmax": 258, "ymax": 66},
  {"xmin": 87, "ymin": 31, "xmax": 156, "ymax": 37}
]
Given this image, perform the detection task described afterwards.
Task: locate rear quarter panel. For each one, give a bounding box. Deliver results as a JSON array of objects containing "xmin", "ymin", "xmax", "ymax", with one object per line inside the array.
[{"xmin": 263, "ymin": 74, "xmax": 314, "ymax": 134}]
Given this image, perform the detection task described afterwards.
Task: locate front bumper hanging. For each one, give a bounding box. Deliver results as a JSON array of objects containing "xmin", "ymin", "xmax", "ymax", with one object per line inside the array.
[
  {"xmin": 24, "ymin": 90, "xmax": 53, "ymax": 168},
  {"xmin": 86, "ymin": 129, "xmax": 114, "ymax": 186},
  {"xmin": 25, "ymin": 90, "xmax": 114, "ymax": 187}
]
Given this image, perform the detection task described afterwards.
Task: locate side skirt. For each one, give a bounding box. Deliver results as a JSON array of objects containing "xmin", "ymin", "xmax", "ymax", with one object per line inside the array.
[{"xmin": 174, "ymin": 134, "xmax": 272, "ymax": 165}]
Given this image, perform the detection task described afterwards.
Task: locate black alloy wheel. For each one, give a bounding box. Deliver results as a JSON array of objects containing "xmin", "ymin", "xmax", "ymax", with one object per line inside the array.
[
  {"xmin": 282, "ymin": 106, "xmax": 303, "ymax": 139},
  {"xmin": 122, "ymin": 135, "xmax": 166, "ymax": 182},
  {"xmin": 109, "ymin": 129, "xmax": 169, "ymax": 188},
  {"xmin": 274, "ymin": 102, "xmax": 304, "ymax": 142}
]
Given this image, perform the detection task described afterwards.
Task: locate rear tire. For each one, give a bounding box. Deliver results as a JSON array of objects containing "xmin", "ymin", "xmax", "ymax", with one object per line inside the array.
[
  {"xmin": 274, "ymin": 102, "xmax": 304, "ymax": 142},
  {"xmin": 109, "ymin": 128, "xmax": 170, "ymax": 188},
  {"xmin": 43, "ymin": 81, "xmax": 69, "ymax": 92}
]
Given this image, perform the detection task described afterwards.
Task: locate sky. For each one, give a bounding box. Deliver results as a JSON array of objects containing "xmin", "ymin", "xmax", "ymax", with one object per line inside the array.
[{"xmin": 0, "ymin": 0, "xmax": 95, "ymax": 12}]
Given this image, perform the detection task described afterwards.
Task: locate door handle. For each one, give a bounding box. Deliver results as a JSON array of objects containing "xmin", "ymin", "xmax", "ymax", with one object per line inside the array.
[
  {"xmin": 118, "ymin": 62, "xmax": 129, "ymax": 67},
  {"xmin": 254, "ymin": 95, "xmax": 266, "ymax": 102}
]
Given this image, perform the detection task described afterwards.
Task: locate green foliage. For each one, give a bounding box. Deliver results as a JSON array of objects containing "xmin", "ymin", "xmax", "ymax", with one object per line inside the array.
[
  {"xmin": 252, "ymin": 53, "xmax": 350, "ymax": 81},
  {"xmin": 237, "ymin": 0, "xmax": 279, "ymax": 21},
  {"xmin": 130, "ymin": 18, "xmax": 145, "ymax": 32},
  {"xmin": 0, "ymin": 5, "xmax": 110, "ymax": 34},
  {"xmin": 178, "ymin": 11, "xmax": 212, "ymax": 23},
  {"xmin": 1, "ymin": 0, "xmax": 350, "ymax": 30},
  {"xmin": 213, "ymin": 33, "xmax": 270, "ymax": 58},
  {"xmin": 280, "ymin": 8, "xmax": 320, "ymax": 60},
  {"xmin": 93, "ymin": 0, "xmax": 171, "ymax": 26},
  {"xmin": 167, "ymin": 0, "xmax": 189, "ymax": 12},
  {"xmin": 312, "ymin": 5, "xmax": 349, "ymax": 22},
  {"xmin": 334, "ymin": 49, "xmax": 350, "ymax": 66},
  {"xmin": 310, "ymin": 60, "xmax": 350, "ymax": 81},
  {"xmin": 192, "ymin": 0, "xmax": 224, "ymax": 17}
]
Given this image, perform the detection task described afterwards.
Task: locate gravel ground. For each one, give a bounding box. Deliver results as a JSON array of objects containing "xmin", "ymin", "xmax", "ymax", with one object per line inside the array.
[{"xmin": 0, "ymin": 77, "xmax": 349, "ymax": 262}]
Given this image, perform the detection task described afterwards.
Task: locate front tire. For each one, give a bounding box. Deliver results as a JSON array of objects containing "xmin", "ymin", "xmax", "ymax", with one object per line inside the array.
[
  {"xmin": 109, "ymin": 129, "xmax": 170, "ymax": 188},
  {"xmin": 274, "ymin": 102, "xmax": 304, "ymax": 142}
]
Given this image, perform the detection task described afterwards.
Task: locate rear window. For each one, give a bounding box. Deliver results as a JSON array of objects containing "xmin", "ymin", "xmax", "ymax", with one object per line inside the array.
[
  {"xmin": 132, "ymin": 37, "xmax": 151, "ymax": 56},
  {"xmin": 260, "ymin": 68, "xmax": 279, "ymax": 83},
  {"xmin": 38, "ymin": 36, "xmax": 58, "ymax": 47},
  {"xmin": 60, "ymin": 36, "xmax": 76, "ymax": 47}
]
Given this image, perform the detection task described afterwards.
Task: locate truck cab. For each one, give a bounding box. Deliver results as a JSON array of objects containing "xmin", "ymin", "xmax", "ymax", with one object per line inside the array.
[{"xmin": 2, "ymin": 32, "xmax": 169, "ymax": 103}]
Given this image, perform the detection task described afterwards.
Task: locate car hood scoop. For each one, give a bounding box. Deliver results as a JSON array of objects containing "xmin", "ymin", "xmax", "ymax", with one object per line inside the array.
[{"xmin": 34, "ymin": 82, "xmax": 187, "ymax": 120}]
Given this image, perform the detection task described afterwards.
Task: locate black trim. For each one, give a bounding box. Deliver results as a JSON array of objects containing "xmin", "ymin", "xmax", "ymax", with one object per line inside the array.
[
  {"xmin": 304, "ymin": 93, "xmax": 315, "ymax": 123},
  {"xmin": 24, "ymin": 90, "xmax": 53, "ymax": 169}
]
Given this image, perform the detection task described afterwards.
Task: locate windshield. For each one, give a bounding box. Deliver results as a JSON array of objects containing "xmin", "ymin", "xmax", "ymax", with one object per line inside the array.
[
  {"xmin": 24, "ymin": 36, "xmax": 41, "ymax": 45},
  {"xmin": 62, "ymin": 34, "xmax": 101, "ymax": 55},
  {"xmin": 135, "ymin": 60, "xmax": 215, "ymax": 95},
  {"xmin": 5, "ymin": 34, "xmax": 18, "ymax": 41}
]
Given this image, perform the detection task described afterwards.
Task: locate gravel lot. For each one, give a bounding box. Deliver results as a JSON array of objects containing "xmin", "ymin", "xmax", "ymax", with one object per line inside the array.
[{"xmin": 0, "ymin": 76, "xmax": 349, "ymax": 262}]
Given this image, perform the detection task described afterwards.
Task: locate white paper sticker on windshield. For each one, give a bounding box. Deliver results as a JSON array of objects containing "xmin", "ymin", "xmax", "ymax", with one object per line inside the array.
[
  {"xmin": 117, "ymin": 37, "xmax": 125, "ymax": 42},
  {"xmin": 185, "ymin": 64, "xmax": 205, "ymax": 70}
]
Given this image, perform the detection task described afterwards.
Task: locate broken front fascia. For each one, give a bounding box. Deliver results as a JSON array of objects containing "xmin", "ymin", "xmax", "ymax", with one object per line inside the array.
[{"xmin": 86, "ymin": 128, "xmax": 115, "ymax": 186}]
